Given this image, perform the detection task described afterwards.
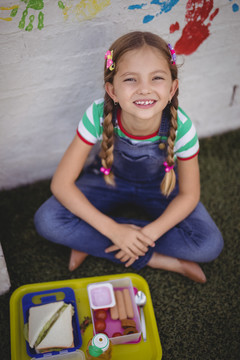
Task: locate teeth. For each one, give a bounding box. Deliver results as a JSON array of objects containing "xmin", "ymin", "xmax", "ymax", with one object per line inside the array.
[{"xmin": 135, "ymin": 100, "xmax": 154, "ymax": 105}]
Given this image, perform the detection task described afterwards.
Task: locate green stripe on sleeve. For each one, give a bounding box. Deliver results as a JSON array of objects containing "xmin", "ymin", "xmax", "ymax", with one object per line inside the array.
[
  {"xmin": 177, "ymin": 133, "xmax": 198, "ymax": 153},
  {"xmin": 82, "ymin": 113, "xmax": 97, "ymax": 138}
]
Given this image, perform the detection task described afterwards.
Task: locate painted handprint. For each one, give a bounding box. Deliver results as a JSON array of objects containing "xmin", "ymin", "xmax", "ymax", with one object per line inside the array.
[
  {"xmin": 18, "ymin": 0, "xmax": 44, "ymax": 31},
  {"xmin": 128, "ymin": 0, "xmax": 220, "ymax": 56},
  {"xmin": 1, "ymin": 0, "xmax": 110, "ymax": 30},
  {"xmin": 62, "ymin": 0, "xmax": 110, "ymax": 22},
  {"xmin": 173, "ymin": 0, "xmax": 219, "ymax": 55},
  {"xmin": 128, "ymin": 0, "xmax": 180, "ymax": 23}
]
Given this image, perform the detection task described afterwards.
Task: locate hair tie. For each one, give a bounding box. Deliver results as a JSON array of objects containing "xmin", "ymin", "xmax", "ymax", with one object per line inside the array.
[
  {"xmin": 105, "ymin": 50, "xmax": 115, "ymax": 71},
  {"xmin": 167, "ymin": 44, "xmax": 176, "ymax": 65},
  {"xmin": 100, "ymin": 166, "xmax": 111, "ymax": 175},
  {"xmin": 163, "ymin": 161, "xmax": 174, "ymax": 173}
]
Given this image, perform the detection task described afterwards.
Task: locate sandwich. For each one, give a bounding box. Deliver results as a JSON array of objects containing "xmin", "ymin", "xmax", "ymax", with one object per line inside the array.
[{"xmin": 25, "ymin": 301, "xmax": 74, "ymax": 353}]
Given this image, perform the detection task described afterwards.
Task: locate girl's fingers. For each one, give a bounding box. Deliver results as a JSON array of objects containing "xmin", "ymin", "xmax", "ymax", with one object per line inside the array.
[
  {"xmin": 106, "ymin": 245, "xmax": 138, "ymax": 259},
  {"xmin": 114, "ymin": 251, "xmax": 136, "ymax": 267},
  {"xmin": 125, "ymin": 257, "xmax": 136, "ymax": 267},
  {"xmin": 120, "ymin": 254, "xmax": 130, "ymax": 262},
  {"xmin": 115, "ymin": 250, "xmax": 125, "ymax": 260},
  {"xmin": 130, "ymin": 224, "xmax": 141, "ymax": 230},
  {"xmin": 105, "ymin": 245, "xmax": 120, "ymax": 253},
  {"xmin": 132, "ymin": 245, "xmax": 146, "ymax": 256},
  {"xmin": 135, "ymin": 241, "xmax": 148, "ymax": 253},
  {"xmin": 138, "ymin": 232, "xmax": 155, "ymax": 247}
]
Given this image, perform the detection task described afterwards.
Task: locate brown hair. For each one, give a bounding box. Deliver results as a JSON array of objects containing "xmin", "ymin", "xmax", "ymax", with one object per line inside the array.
[{"xmin": 101, "ymin": 31, "xmax": 179, "ymax": 196}]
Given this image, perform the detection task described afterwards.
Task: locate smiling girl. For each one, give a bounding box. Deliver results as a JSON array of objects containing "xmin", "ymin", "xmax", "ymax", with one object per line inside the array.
[{"xmin": 34, "ymin": 32, "xmax": 223, "ymax": 283}]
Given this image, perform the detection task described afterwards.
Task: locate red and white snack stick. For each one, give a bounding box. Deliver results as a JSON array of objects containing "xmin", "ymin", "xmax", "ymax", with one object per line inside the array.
[
  {"xmin": 123, "ymin": 288, "xmax": 134, "ymax": 318},
  {"xmin": 115, "ymin": 290, "xmax": 127, "ymax": 320},
  {"xmin": 110, "ymin": 291, "xmax": 119, "ymax": 320}
]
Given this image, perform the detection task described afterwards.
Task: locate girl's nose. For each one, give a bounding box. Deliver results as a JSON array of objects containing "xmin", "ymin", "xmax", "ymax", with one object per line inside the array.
[
  {"xmin": 137, "ymin": 80, "xmax": 151, "ymax": 95},
  {"xmin": 137, "ymin": 88, "xmax": 151, "ymax": 95}
]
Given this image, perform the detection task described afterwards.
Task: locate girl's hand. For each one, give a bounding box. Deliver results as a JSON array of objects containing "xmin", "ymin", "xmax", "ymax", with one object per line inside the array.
[
  {"xmin": 105, "ymin": 246, "xmax": 137, "ymax": 267},
  {"xmin": 107, "ymin": 224, "xmax": 155, "ymax": 259}
]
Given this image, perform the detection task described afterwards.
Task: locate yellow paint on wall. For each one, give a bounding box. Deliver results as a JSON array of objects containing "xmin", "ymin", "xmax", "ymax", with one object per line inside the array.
[
  {"xmin": 63, "ymin": 0, "xmax": 110, "ymax": 21},
  {"xmin": 0, "ymin": 17, "xmax": 12, "ymax": 21},
  {"xmin": 0, "ymin": 5, "xmax": 18, "ymax": 11},
  {"xmin": 0, "ymin": 4, "xmax": 18, "ymax": 21},
  {"xmin": 62, "ymin": 2, "xmax": 73, "ymax": 21}
]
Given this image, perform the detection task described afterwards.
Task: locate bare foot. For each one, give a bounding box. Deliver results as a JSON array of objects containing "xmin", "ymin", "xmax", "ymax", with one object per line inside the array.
[
  {"xmin": 148, "ymin": 252, "xmax": 206, "ymax": 283},
  {"xmin": 178, "ymin": 259, "xmax": 206, "ymax": 283},
  {"xmin": 68, "ymin": 249, "xmax": 88, "ymax": 271}
]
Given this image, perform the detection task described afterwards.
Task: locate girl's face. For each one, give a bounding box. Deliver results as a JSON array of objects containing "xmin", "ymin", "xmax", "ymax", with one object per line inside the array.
[{"xmin": 105, "ymin": 45, "xmax": 178, "ymax": 134}]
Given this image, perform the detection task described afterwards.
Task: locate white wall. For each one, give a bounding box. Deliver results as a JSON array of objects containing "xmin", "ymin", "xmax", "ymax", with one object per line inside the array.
[{"xmin": 0, "ymin": 0, "xmax": 240, "ymax": 190}]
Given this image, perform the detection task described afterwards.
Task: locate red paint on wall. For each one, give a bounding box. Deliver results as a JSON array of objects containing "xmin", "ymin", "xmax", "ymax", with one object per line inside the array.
[
  {"xmin": 209, "ymin": 7, "xmax": 219, "ymax": 21},
  {"xmin": 170, "ymin": 21, "xmax": 180, "ymax": 33},
  {"xmin": 174, "ymin": 0, "xmax": 219, "ymax": 55}
]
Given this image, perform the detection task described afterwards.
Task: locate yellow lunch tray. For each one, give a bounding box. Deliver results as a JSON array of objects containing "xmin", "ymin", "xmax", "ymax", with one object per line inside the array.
[{"xmin": 10, "ymin": 273, "xmax": 162, "ymax": 360}]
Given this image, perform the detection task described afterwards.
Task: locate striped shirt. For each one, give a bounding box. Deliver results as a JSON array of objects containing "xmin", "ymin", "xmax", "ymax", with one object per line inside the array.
[{"xmin": 77, "ymin": 98, "xmax": 199, "ymax": 160}]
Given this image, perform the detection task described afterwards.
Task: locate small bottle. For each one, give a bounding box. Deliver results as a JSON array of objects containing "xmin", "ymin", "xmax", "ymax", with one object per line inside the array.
[{"xmin": 86, "ymin": 333, "xmax": 112, "ymax": 359}]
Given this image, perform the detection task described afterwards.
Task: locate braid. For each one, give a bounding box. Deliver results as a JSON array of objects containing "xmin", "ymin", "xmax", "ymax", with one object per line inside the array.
[
  {"xmin": 101, "ymin": 93, "xmax": 115, "ymax": 185},
  {"xmin": 161, "ymin": 92, "xmax": 179, "ymax": 196}
]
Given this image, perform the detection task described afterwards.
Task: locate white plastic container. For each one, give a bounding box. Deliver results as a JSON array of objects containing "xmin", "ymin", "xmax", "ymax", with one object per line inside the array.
[
  {"xmin": 87, "ymin": 282, "xmax": 115, "ymax": 310},
  {"xmin": 31, "ymin": 350, "xmax": 85, "ymax": 360}
]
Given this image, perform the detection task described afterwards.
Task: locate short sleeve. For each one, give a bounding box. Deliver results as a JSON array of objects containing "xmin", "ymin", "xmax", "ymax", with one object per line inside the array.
[
  {"xmin": 174, "ymin": 108, "xmax": 199, "ymax": 160},
  {"xmin": 77, "ymin": 98, "xmax": 104, "ymax": 145}
]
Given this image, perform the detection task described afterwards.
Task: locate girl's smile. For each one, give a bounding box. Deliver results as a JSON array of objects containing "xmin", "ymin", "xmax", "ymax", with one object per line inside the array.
[
  {"xmin": 133, "ymin": 99, "xmax": 157, "ymax": 108},
  {"xmin": 105, "ymin": 45, "xmax": 178, "ymax": 136}
]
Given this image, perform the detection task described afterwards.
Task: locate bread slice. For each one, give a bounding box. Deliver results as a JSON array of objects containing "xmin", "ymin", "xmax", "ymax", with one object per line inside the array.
[
  {"xmin": 35, "ymin": 304, "xmax": 74, "ymax": 351},
  {"xmin": 28, "ymin": 301, "xmax": 64, "ymax": 348}
]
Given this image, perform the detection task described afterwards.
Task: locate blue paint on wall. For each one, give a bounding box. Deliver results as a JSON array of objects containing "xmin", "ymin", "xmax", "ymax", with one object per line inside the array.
[
  {"xmin": 128, "ymin": 0, "xmax": 180, "ymax": 23},
  {"xmin": 232, "ymin": 3, "xmax": 239, "ymax": 11},
  {"xmin": 143, "ymin": 14, "xmax": 155, "ymax": 23},
  {"xmin": 150, "ymin": 0, "xmax": 179, "ymax": 13},
  {"xmin": 229, "ymin": 0, "xmax": 239, "ymax": 12},
  {"xmin": 128, "ymin": 3, "xmax": 147, "ymax": 10}
]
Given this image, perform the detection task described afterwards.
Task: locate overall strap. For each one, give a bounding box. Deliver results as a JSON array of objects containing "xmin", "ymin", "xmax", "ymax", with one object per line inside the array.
[
  {"xmin": 112, "ymin": 106, "xmax": 118, "ymax": 127},
  {"xmin": 158, "ymin": 106, "xmax": 170, "ymax": 137}
]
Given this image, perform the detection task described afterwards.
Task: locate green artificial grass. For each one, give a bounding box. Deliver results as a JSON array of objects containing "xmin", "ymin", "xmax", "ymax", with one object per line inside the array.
[{"xmin": 0, "ymin": 129, "xmax": 240, "ymax": 359}]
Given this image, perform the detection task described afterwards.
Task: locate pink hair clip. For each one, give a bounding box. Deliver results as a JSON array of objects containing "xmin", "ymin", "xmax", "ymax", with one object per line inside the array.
[
  {"xmin": 100, "ymin": 166, "xmax": 111, "ymax": 175},
  {"xmin": 167, "ymin": 44, "xmax": 176, "ymax": 65},
  {"xmin": 163, "ymin": 161, "xmax": 174, "ymax": 173},
  {"xmin": 105, "ymin": 50, "xmax": 115, "ymax": 71}
]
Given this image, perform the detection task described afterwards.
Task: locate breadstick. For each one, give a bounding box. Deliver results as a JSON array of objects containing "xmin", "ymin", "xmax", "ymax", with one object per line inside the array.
[
  {"xmin": 115, "ymin": 290, "xmax": 127, "ymax": 320},
  {"xmin": 123, "ymin": 288, "xmax": 134, "ymax": 318},
  {"xmin": 110, "ymin": 291, "xmax": 119, "ymax": 320}
]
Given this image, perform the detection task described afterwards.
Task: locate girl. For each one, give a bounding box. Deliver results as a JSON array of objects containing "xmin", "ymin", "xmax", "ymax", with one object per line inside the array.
[{"xmin": 34, "ymin": 31, "xmax": 223, "ymax": 283}]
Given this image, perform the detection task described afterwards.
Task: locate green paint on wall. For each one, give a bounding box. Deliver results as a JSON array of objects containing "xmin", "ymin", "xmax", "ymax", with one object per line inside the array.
[
  {"xmin": 27, "ymin": 0, "xmax": 44, "ymax": 11},
  {"xmin": 10, "ymin": 8, "xmax": 18, "ymax": 17},
  {"xmin": 19, "ymin": 0, "xmax": 44, "ymax": 31},
  {"xmin": 25, "ymin": 14, "xmax": 34, "ymax": 31},
  {"xmin": 38, "ymin": 11, "xmax": 44, "ymax": 30},
  {"xmin": 58, "ymin": 1, "xmax": 65, "ymax": 10},
  {"xmin": 19, "ymin": 9, "xmax": 28, "ymax": 29}
]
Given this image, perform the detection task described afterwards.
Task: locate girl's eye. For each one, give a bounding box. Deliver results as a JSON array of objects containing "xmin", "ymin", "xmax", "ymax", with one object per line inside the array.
[
  {"xmin": 124, "ymin": 78, "xmax": 136, "ymax": 82},
  {"xmin": 153, "ymin": 76, "xmax": 164, "ymax": 81}
]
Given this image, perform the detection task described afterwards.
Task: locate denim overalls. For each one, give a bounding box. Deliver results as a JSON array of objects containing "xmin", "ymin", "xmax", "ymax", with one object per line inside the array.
[
  {"xmin": 34, "ymin": 109, "xmax": 223, "ymax": 270},
  {"xmin": 112, "ymin": 108, "xmax": 174, "ymax": 184}
]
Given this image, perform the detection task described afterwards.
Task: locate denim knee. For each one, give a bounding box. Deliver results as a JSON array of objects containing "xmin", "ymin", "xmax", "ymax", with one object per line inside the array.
[
  {"xmin": 34, "ymin": 203, "xmax": 51, "ymax": 240},
  {"xmin": 196, "ymin": 224, "xmax": 224, "ymax": 263},
  {"xmin": 34, "ymin": 199, "xmax": 62, "ymax": 242}
]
